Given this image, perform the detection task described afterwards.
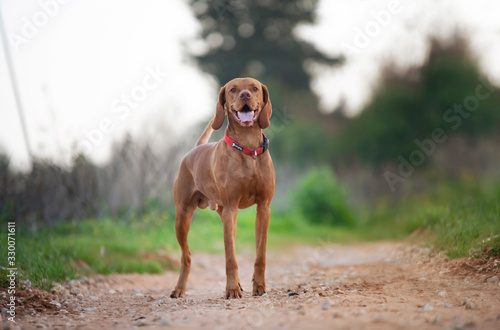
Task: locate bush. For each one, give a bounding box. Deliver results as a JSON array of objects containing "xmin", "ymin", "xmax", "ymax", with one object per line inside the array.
[{"xmin": 292, "ymin": 167, "xmax": 356, "ymax": 227}]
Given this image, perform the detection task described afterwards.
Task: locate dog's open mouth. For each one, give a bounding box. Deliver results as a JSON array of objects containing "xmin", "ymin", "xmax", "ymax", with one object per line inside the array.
[{"xmin": 233, "ymin": 104, "xmax": 257, "ymax": 123}]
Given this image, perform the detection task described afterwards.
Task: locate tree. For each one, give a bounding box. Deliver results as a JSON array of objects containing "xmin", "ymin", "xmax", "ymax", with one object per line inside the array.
[
  {"xmin": 336, "ymin": 35, "xmax": 500, "ymax": 165},
  {"xmin": 188, "ymin": 0, "xmax": 341, "ymax": 113}
]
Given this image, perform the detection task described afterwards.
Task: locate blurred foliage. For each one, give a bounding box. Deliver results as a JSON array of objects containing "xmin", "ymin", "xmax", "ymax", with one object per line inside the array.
[
  {"xmin": 291, "ymin": 166, "xmax": 356, "ymax": 227},
  {"xmin": 0, "ymin": 134, "xmax": 185, "ymax": 225},
  {"xmin": 336, "ymin": 36, "xmax": 500, "ymax": 165},
  {"xmin": 271, "ymin": 121, "xmax": 332, "ymax": 166}
]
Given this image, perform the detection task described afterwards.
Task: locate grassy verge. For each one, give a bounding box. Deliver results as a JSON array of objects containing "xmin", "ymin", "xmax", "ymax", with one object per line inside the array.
[
  {"xmin": 0, "ymin": 224, "xmax": 77, "ymax": 291},
  {"xmin": 364, "ymin": 178, "xmax": 500, "ymax": 258}
]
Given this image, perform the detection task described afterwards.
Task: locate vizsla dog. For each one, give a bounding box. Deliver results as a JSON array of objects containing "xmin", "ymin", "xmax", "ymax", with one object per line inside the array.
[{"xmin": 170, "ymin": 77, "xmax": 275, "ymax": 299}]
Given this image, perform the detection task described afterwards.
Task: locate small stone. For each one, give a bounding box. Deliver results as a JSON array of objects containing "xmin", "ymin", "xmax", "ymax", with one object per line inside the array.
[
  {"xmin": 89, "ymin": 295, "xmax": 98, "ymax": 301},
  {"xmin": 288, "ymin": 292, "xmax": 299, "ymax": 297},
  {"xmin": 444, "ymin": 303, "xmax": 452, "ymax": 308},
  {"xmin": 465, "ymin": 301, "xmax": 476, "ymax": 310},
  {"xmin": 486, "ymin": 276, "xmax": 499, "ymax": 284},
  {"xmin": 438, "ymin": 291, "xmax": 446, "ymax": 297},
  {"xmin": 134, "ymin": 318, "xmax": 148, "ymax": 327},
  {"xmin": 1, "ymin": 308, "xmax": 9, "ymax": 314},
  {"xmin": 51, "ymin": 284, "xmax": 63, "ymax": 294},
  {"xmin": 70, "ymin": 289, "xmax": 79, "ymax": 296},
  {"xmin": 108, "ymin": 289, "xmax": 116, "ymax": 294},
  {"xmin": 83, "ymin": 307, "xmax": 96, "ymax": 312},
  {"xmin": 419, "ymin": 303, "xmax": 433, "ymax": 312},
  {"xmin": 321, "ymin": 300, "xmax": 330, "ymax": 311},
  {"xmin": 49, "ymin": 300, "xmax": 61, "ymax": 308},
  {"xmin": 464, "ymin": 298, "xmax": 476, "ymax": 310},
  {"xmin": 154, "ymin": 299, "xmax": 163, "ymax": 305}
]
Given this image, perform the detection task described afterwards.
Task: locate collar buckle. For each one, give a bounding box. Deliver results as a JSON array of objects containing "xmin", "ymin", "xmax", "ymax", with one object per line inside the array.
[{"xmin": 224, "ymin": 133, "xmax": 269, "ymax": 158}]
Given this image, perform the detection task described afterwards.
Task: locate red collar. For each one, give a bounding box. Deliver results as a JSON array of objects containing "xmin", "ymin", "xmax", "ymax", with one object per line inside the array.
[{"xmin": 224, "ymin": 133, "xmax": 269, "ymax": 158}]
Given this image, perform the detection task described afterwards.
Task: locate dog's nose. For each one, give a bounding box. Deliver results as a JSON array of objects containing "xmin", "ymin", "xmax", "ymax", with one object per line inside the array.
[{"xmin": 239, "ymin": 90, "xmax": 251, "ymax": 100}]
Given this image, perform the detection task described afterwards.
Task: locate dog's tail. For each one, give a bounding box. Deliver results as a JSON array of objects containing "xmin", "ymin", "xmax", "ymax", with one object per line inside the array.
[{"xmin": 196, "ymin": 119, "xmax": 215, "ymax": 146}]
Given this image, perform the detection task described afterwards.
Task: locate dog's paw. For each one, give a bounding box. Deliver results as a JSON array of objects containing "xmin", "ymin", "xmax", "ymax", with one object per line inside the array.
[
  {"xmin": 225, "ymin": 286, "xmax": 243, "ymax": 299},
  {"xmin": 252, "ymin": 284, "xmax": 266, "ymax": 296},
  {"xmin": 170, "ymin": 288, "xmax": 185, "ymax": 298}
]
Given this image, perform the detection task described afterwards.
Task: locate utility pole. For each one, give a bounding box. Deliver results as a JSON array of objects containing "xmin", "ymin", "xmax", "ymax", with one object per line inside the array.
[{"xmin": 0, "ymin": 3, "xmax": 34, "ymax": 167}]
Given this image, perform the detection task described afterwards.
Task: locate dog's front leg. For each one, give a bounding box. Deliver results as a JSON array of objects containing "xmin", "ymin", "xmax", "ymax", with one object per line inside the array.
[
  {"xmin": 253, "ymin": 202, "xmax": 270, "ymax": 296},
  {"xmin": 221, "ymin": 206, "xmax": 242, "ymax": 299}
]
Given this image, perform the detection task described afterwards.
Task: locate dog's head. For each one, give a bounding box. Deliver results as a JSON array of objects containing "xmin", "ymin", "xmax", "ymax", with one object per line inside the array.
[{"xmin": 212, "ymin": 78, "xmax": 272, "ymax": 130}]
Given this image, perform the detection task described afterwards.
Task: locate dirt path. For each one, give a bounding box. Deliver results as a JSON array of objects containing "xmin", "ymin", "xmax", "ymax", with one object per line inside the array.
[{"xmin": 4, "ymin": 242, "xmax": 500, "ymax": 329}]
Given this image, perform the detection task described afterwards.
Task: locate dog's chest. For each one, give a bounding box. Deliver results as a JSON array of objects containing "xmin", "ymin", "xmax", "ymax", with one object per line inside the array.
[{"xmin": 212, "ymin": 156, "xmax": 272, "ymax": 206}]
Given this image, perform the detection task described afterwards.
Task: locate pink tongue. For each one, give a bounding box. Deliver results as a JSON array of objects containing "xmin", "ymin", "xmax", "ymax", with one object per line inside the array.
[{"xmin": 239, "ymin": 111, "xmax": 254, "ymax": 122}]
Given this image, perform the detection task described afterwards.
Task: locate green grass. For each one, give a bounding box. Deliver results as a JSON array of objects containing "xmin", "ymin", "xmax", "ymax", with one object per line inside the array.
[
  {"xmin": 0, "ymin": 225, "xmax": 77, "ymax": 291},
  {"xmin": 364, "ymin": 178, "xmax": 500, "ymax": 258}
]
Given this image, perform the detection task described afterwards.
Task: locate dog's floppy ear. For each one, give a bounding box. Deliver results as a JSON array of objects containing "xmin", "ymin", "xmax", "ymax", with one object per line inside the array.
[
  {"xmin": 212, "ymin": 86, "xmax": 226, "ymax": 130},
  {"xmin": 258, "ymin": 84, "xmax": 272, "ymax": 129}
]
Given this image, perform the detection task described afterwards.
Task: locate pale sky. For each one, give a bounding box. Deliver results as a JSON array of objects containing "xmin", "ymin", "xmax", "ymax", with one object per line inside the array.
[{"xmin": 1, "ymin": 0, "xmax": 499, "ymax": 169}]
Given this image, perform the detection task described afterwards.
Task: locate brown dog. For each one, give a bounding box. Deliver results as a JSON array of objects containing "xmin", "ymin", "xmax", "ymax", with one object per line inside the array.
[{"xmin": 170, "ymin": 78, "xmax": 275, "ymax": 299}]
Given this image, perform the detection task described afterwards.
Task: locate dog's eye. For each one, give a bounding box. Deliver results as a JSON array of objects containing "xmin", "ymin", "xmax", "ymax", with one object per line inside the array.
[
  {"xmin": 230, "ymin": 88, "xmax": 236, "ymax": 92},
  {"xmin": 253, "ymin": 87, "xmax": 259, "ymax": 92}
]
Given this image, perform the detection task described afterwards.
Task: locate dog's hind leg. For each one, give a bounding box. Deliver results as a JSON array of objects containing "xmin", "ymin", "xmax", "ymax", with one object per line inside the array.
[
  {"xmin": 170, "ymin": 201, "xmax": 196, "ymax": 298},
  {"xmin": 170, "ymin": 171, "xmax": 198, "ymax": 298}
]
